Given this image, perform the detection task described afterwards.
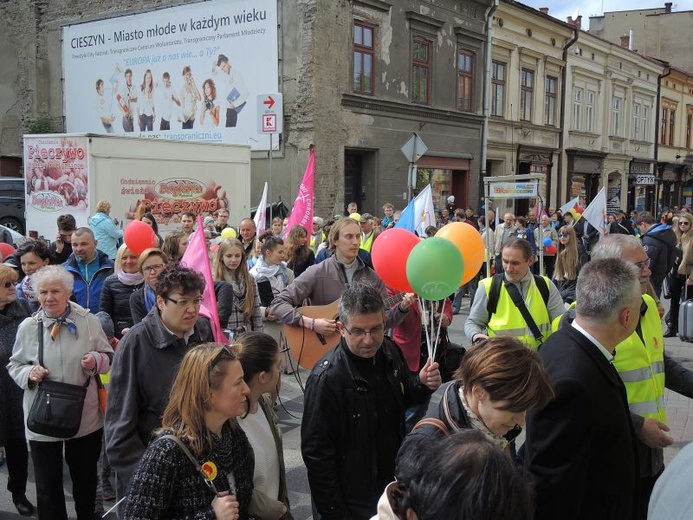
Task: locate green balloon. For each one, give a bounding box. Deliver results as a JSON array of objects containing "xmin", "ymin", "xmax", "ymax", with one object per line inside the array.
[{"xmin": 406, "ymin": 237, "xmax": 465, "ymax": 301}]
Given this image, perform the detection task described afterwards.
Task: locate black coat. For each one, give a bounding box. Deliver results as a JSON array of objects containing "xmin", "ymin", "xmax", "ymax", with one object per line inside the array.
[
  {"xmin": 301, "ymin": 338, "xmax": 432, "ymax": 520},
  {"xmin": 642, "ymin": 225, "xmax": 677, "ymax": 297},
  {"xmin": 522, "ymin": 326, "xmax": 638, "ymax": 520},
  {"xmin": 105, "ymin": 306, "xmax": 214, "ymax": 487},
  {"xmin": 0, "ymin": 299, "xmax": 32, "ymax": 443},
  {"xmin": 99, "ymin": 274, "xmax": 144, "ymax": 339}
]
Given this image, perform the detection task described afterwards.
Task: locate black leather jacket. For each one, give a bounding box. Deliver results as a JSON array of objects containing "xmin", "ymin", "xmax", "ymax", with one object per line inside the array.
[
  {"xmin": 99, "ymin": 274, "xmax": 144, "ymax": 338},
  {"xmin": 301, "ymin": 338, "xmax": 432, "ymax": 520}
]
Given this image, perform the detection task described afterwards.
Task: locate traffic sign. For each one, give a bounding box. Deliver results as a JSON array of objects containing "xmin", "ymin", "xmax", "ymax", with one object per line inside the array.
[{"xmin": 257, "ymin": 93, "xmax": 283, "ymax": 134}]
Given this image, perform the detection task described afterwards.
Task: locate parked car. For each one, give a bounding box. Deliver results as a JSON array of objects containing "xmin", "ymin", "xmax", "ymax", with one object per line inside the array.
[{"xmin": 0, "ymin": 178, "xmax": 25, "ymax": 234}]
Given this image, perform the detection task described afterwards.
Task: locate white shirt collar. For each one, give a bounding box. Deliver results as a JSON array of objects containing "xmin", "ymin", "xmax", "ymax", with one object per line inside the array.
[{"xmin": 571, "ymin": 321, "xmax": 615, "ymax": 363}]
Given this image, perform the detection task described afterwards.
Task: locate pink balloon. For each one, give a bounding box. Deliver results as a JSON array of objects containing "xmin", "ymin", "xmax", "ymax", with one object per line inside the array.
[
  {"xmin": 371, "ymin": 228, "xmax": 420, "ymax": 293},
  {"xmin": 124, "ymin": 221, "xmax": 156, "ymax": 256}
]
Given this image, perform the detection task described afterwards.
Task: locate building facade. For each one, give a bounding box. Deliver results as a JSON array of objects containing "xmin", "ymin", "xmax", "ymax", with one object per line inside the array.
[
  {"xmin": 486, "ymin": 1, "xmax": 574, "ymax": 215},
  {"xmin": 563, "ymin": 30, "xmax": 661, "ymax": 214}
]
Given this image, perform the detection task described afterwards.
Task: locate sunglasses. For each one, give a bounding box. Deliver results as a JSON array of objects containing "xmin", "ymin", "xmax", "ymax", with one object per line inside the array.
[
  {"xmin": 211, "ymin": 345, "xmax": 236, "ymax": 369},
  {"xmin": 679, "ymin": 222, "xmax": 691, "ymax": 226},
  {"xmin": 2, "ymin": 281, "xmax": 18, "ymax": 288},
  {"xmin": 558, "ymin": 233, "xmax": 570, "ymax": 238}
]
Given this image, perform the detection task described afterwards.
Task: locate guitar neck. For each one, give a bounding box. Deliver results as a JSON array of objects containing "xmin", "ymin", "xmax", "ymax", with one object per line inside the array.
[{"xmin": 385, "ymin": 292, "xmax": 405, "ymax": 308}]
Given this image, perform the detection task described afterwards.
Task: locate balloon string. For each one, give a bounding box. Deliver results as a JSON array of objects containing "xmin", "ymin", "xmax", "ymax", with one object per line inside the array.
[
  {"xmin": 432, "ymin": 300, "xmax": 444, "ymax": 362},
  {"xmin": 418, "ymin": 297, "xmax": 431, "ymax": 361}
]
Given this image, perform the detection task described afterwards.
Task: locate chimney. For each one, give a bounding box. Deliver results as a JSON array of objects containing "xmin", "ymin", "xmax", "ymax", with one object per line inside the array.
[
  {"xmin": 620, "ymin": 34, "xmax": 630, "ymax": 48},
  {"xmin": 539, "ymin": 7, "xmax": 549, "ymax": 14},
  {"xmin": 567, "ymin": 15, "xmax": 582, "ymax": 30},
  {"xmin": 665, "ymin": 2, "xmax": 672, "ymax": 13}
]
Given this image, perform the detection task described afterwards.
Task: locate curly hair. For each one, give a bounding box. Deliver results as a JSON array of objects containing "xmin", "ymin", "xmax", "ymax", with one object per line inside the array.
[{"xmin": 155, "ymin": 264, "xmax": 205, "ymax": 299}]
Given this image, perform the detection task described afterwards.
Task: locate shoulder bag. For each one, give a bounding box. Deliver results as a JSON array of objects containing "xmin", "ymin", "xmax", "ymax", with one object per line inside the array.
[{"xmin": 27, "ymin": 321, "xmax": 90, "ymax": 438}]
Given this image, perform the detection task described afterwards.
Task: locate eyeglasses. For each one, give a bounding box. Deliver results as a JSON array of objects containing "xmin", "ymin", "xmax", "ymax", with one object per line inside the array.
[
  {"xmin": 634, "ymin": 258, "xmax": 650, "ymax": 272},
  {"xmin": 558, "ymin": 233, "xmax": 570, "ymax": 238},
  {"xmin": 142, "ymin": 263, "xmax": 165, "ymax": 273},
  {"xmin": 211, "ymin": 345, "xmax": 236, "ymax": 369},
  {"xmin": 342, "ymin": 324, "xmax": 385, "ymax": 339},
  {"xmin": 2, "ymin": 281, "xmax": 18, "ymax": 288},
  {"xmin": 165, "ymin": 296, "xmax": 204, "ymax": 308},
  {"xmin": 680, "ymin": 222, "xmax": 691, "ymax": 226}
]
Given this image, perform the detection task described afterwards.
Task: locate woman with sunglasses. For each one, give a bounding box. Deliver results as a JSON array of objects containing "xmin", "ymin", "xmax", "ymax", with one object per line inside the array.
[
  {"xmin": 236, "ymin": 332, "xmax": 293, "ymax": 519},
  {"xmin": 122, "ymin": 343, "xmax": 253, "ymax": 520},
  {"xmin": 552, "ymin": 225, "xmax": 589, "ymax": 305},
  {"xmin": 664, "ymin": 213, "xmax": 693, "ymax": 337}
]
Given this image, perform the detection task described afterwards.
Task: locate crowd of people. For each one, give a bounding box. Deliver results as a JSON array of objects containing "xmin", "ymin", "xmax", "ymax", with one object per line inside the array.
[{"xmin": 0, "ymin": 196, "xmax": 691, "ymax": 520}]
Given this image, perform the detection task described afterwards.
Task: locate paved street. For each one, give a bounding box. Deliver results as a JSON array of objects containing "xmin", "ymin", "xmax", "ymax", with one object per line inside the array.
[{"xmin": 2, "ymin": 297, "xmax": 693, "ymax": 519}]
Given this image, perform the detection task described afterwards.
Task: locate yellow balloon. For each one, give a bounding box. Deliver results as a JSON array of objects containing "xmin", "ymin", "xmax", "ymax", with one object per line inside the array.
[
  {"xmin": 221, "ymin": 227, "xmax": 237, "ymax": 239},
  {"xmin": 349, "ymin": 212, "xmax": 362, "ymax": 222}
]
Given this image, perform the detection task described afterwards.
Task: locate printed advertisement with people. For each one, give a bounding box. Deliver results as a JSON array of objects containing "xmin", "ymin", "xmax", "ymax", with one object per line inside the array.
[{"xmin": 62, "ymin": 0, "xmax": 277, "ymax": 150}]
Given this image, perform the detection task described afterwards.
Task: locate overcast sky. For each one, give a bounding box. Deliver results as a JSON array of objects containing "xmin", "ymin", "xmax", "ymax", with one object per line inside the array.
[{"xmin": 521, "ymin": 0, "xmax": 693, "ymax": 29}]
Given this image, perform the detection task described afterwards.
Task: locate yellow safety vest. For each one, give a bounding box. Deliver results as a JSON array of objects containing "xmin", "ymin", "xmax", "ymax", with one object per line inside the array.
[
  {"xmin": 552, "ymin": 296, "xmax": 666, "ymax": 423},
  {"xmin": 481, "ymin": 276, "xmax": 552, "ymax": 349},
  {"xmin": 613, "ymin": 294, "xmax": 667, "ymax": 423},
  {"xmin": 310, "ymin": 232, "xmax": 325, "ymax": 253},
  {"xmin": 360, "ymin": 232, "xmax": 375, "ymax": 252}
]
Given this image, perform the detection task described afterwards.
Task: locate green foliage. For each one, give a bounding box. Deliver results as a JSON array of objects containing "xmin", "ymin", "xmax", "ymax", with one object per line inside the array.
[{"xmin": 24, "ymin": 112, "xmax": 57, "ymax": 134}]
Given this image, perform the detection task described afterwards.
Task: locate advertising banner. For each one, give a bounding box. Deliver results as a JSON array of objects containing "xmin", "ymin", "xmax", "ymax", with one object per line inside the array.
[
  {"xmin": 23, "ymin": 135, "xmax": 91, "ymax": 239},
  {"xmin": 488, "ymin": 182, "xmax": 538, "ymax": 199},
  {"xmin": 62, "ymin": 0, "xmax": 278, "ymax": 149}
]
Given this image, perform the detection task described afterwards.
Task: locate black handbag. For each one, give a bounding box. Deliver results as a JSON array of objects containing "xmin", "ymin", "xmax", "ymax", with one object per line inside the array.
[{"xmin": 27, "ymin": 321, "xmax": 89, "ymax": 438}]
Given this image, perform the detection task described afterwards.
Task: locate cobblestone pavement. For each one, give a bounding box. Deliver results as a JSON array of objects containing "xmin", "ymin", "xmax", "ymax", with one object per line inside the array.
[{"xmin": 2, "ymin": 297, "xmax": 692, "ymax": 519}]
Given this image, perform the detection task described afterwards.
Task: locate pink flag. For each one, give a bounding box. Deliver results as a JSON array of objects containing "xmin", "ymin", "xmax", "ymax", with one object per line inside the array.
[
  {"xmin": 283, "ymin": 149, "xmax": 315, "ymax": 240},
  {"xmin": 180, "ymin": 215, "xmax": 226, "ymax": 343}
]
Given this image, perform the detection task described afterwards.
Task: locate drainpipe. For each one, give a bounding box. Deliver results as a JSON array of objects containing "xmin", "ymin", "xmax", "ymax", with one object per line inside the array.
[
  {"xmin": 558, "ymin": 27, "xmax": 579, "ymax": 204},
  {"xmin": 481, "ymin": 0, "xmax": 498, "ymax": 278},
  {"xmin": 654, "ymin": 65, "xmax": 672, "ymax": 212}
]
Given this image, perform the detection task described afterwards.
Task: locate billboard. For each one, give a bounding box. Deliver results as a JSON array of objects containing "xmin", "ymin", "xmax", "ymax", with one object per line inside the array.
[
  {"xmin": 23, "ymin": 135, "xmax": 91, "ymax": 239},
  {"xmin": 62, "ymin": 0, "xmax": 277, "ymax": 149}
]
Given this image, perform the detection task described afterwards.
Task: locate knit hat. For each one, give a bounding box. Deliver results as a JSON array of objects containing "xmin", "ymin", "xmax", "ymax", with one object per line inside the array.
[
  {"xmin": 204, "ymin": 216, "xmax": 215, "ymax": 227},
  {"xmin": 447, "ymin": 195, "xmax": 455, "ymax": 203}
]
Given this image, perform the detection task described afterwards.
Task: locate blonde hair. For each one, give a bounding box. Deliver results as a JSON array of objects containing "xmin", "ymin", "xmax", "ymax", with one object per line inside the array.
[
  {"xmin": 95, "ymin": 200, "xmax": 111, "ymax": 213},
  {"xmin": 137, "ymin": 248, "xmax": 169, "ymax": 272},
  {"xmin": 213, "ymin": 239, "xmax": 256, "ymax": 320},
  {"xmin": 114, "ymin": 244, "xmax": 140, "ymax": 273},
  {"xmin": 0, "ymin": 264, "xmax": 18, "ymax": 284},
  {"xmin": 554, "ymin": 225, "xmax": 579, "ymax": 281},
  {"xmin": 159, "ymin": 343, "xmax": 241, "ymax": 456}
]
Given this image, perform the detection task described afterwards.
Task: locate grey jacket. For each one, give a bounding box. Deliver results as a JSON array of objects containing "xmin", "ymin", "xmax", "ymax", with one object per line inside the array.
[
  {"xmin": 269, "ymin": 254, "xmax": 407, "ymax": 328},
  {"xmin": 104, "ymin": 306, "xmax": 213, "ymax": 487}
]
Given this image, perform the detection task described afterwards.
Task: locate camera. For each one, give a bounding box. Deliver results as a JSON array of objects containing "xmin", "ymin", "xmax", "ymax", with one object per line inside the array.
[{"xmin": 204, "ymin": 100, "xmax": 213, "ymax": 111}]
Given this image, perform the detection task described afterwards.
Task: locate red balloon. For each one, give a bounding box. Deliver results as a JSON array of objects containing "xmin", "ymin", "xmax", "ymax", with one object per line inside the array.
[
  {"xmin": 371, "ymin": 228, "xmax": 420, "ymax": 293},
  {"xmin": 0, "ymin": 242, "xmax": 15, "ymax": 260},
  {"xmin": 545, "ymin": 245, "xmax": 557, "ymax": 255},
  {"xmin": 124, "ymin": 221, "xmax": 156, "ymax": 256},
  {"xmin": 575, "ymin": 206, "xmax": 585, "ymax": 214}
]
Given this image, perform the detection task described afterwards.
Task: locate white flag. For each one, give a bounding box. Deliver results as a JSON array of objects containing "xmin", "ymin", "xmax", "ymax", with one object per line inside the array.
[
  {"xmin": 581, "ymin": 187, "xmax": 609, "ymax": 236},
  {"xmin": 414, "ymin": 185, "xmax": 436, "ymax": 236},
  {"xmin": 253, "ymin": 182, "xmax": 268, "ymax": 235},
  {"xmin": 559, "ymin": 196, "xmax": 580, "ymax": 216}
]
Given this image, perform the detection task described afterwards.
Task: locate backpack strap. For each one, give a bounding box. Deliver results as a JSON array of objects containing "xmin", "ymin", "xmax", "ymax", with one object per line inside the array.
[
  {"xmin": 503, "ymin": 280, "xmax": 545, "ymax": 345},
  {"xmin": 533, "ymin": 275, "xmax": 550, "ymax": 306},
  {"xmin": 486, "ymin": 273, "xmax": 506, "ymax": 316},
  {"xmin": 487, "ymin": 273, "xmax": 548, "ymax": 315},
  {"xmin": 411, "ymin": 417, "xmax": 451, "ymax": 436}
]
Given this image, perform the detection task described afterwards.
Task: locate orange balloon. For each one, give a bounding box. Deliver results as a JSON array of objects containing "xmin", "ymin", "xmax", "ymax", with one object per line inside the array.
[{"xmin": 435, "ymin": 222, "xmax": 485, "ymax": 286}]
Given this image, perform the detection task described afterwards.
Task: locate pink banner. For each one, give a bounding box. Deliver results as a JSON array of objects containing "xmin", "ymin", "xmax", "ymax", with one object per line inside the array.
[
  {"xmin": 284, "ymin": 149, "xmax": 315, "ymax": 240},
  {"xmin": 180, "ymin": 215, "xmax": 226, "ymax": 343}
]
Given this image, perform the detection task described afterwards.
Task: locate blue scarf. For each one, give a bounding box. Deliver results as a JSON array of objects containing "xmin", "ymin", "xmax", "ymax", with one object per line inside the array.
[{"xmin": 145, "ymin": 285, "xmax": 157, "ymax": 313}]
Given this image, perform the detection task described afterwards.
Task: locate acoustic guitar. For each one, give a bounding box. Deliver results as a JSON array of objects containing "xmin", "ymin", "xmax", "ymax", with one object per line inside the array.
[{"xmin": 283, "ymin": 293, "xmax": 405, "ymax": 370}]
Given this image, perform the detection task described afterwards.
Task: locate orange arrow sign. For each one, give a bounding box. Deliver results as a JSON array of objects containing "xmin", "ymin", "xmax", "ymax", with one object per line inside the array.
[{"xmin": 263, "ymin": 96, "xmax": 275, "ymax": 110}]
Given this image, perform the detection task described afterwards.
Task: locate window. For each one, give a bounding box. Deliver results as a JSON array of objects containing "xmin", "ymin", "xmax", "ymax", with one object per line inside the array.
[
  {"xmin": 632, "ymin": 103, "xmax": 640, "ymax": 140},
  {"xmin": 458, "ymin": 49, "xmax": 474, "ymax": 112},
  {"xmin": 661, "ymin": 107, "xmax": 668, "ymax": 145},
  {"xmin": 520, "ymin": 69, "xmax": 534, "ymax": 121},
  {"xmin": 611, "ymin": 96, "xmax": 622, "ymax": 136},
  {"xmin": 573, "ymin": 87, "xmax": 583, "ymax": 130},
  {"xmin": 687, "ymin": 109, "xmax": 693, "ymax": 149},
  {"xmin": 669, "ymin": 109, "xmax": 676, "ymax": 146},
  {"xmin": 491, "ymin": 61, "xmax": 505, "ymax": 116},
  {"xmin": 412, "ymin": 37, "xmax": 431, "ymax": 104},
  {"xmin": 353, "ymin": 22, "xmax": 375, "ymax": 94},
  {"xmin": 642, "ymin": 105, "xmax": 649, "ymax": 139},
  {"xmin": 586, "ymin": 90, "xmax": 595, "ymax": 132},
  {"xmin": 545, "ymin": 76, "xmax": 557, "ymax": 126}
]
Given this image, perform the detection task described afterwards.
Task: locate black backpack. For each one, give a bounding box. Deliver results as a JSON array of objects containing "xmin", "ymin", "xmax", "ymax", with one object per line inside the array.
[{"xmin": 486, "ymin": 273, "xmax": 550, "ymax": 316}]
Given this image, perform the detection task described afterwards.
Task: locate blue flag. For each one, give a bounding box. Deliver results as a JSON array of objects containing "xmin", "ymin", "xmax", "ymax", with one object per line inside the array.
[{"xmin": 395, "ymin": 198, "xmax": 416, "ymax": 233}]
